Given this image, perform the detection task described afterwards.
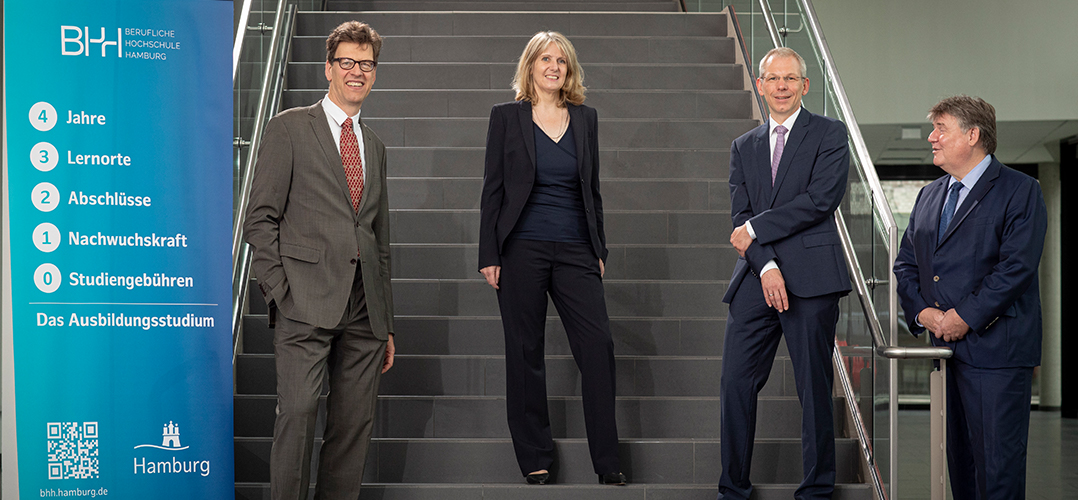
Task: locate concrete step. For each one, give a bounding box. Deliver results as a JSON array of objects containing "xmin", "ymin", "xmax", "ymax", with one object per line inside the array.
[
  {"xmin": 243, "ymin": 314, "xmax": 748, "ymax": 358},
  {"xmin": 385, "ymin": 177, "xmax": 729, "ymax": 210},
  {"xmin": 362, "ymin": 117, "xmax": 757, "ymax": 149},
  {"xmin": 234, "ymin": 436, "xmax": 864, "ymax": 484},
  {"xmin": 381, "ymin": 244, "xmax": 738, "ymax": 280},
  {"xmin": 283, "ymin": 89, "xmax": 752, "ymax": 119},
  {"xmin": 388, "ymin": 210, "xmax": 733, "ymax": 245},
  {"xmin": 235, "ymin": 353, "xmax": 803, "ymax": 398},
  {"xmin": 377, "ymin": 146, "xmax": 733, "ymax": 179},
  {"xmin": 298, "ymin": 11, "xmax": 727, "ymax": 38},
  {"xmin": 383, "ymin": 279, "xmax": 727, "ymax": 317},
  {"xmin": 321, "ymin": 1, "xmax": 681, "ymax": 12},
  {"xmin": 236, "ymin": 482, "xmax": 872, "ymax": 500},
  {"xmin": 286, "ymin": 61, "xmax": 744, "ymax": 91},
  {"xmin": 234, "ymin": 394, "xmax": 841, "ymax": 440},
  {"xmin": 290, "ymin": 35, "xmax": 734, "ymax": 64}
]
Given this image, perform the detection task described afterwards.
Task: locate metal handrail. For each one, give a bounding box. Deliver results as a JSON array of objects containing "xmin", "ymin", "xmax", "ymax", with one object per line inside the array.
[
  {"xmin": 233, "ymin": 0, "xmax": 255, "ymax": 82},
  {"xmin": 752, "ymin": 0, "xmax": 953, "ymax": 498},
  {"xmin": 232, "ymin": 0, "xmax": 298, "ymax": 365},
  {"xmin": 835, "ymin": 211, "xmax": 952, "ymax": 360},
  {"xmin": 832, "ymin": 339, "xmax": 886, "ymax": 500}
]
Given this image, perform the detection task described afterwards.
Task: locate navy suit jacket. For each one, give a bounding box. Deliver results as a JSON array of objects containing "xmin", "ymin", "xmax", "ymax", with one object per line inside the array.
[
  {"xmin": 894, "ymin": 156, "xmax": 1047, "ymax": 368},
  {"xmin": 479, "ymin": 100, "xmax": 606, "ymax": 269},
  {"xmin": 723, "ymin": 109, "xmax": 852, "ymax": 303}
]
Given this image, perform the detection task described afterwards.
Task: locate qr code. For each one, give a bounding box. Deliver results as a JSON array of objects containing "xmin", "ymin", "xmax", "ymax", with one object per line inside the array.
[{"xmin": 46, "ymin": 422, "xmax": 99, "ymax": 480}]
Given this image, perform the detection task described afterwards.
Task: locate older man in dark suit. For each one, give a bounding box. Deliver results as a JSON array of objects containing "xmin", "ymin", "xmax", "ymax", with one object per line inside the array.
[
  {"xmin": 243, "ymin": 21, "xmax": 395, "ymax": 500},
  {"xmin": 718, "ymin": 47, "xmax": 851, "ymax": 500},
  {"xmin": 894, "ymin": 95, "xmax": 1047, "ymax": 499}
]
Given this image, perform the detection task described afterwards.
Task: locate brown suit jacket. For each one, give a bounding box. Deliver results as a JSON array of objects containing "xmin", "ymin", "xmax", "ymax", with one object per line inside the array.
[{"xmin": 243, "ymin": 99, "xmax": 393, "ymax": 338}]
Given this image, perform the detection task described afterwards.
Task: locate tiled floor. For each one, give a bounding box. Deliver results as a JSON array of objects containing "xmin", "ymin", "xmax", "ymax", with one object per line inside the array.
[{"xmin": 896, "ymin": 409, "xmax": 1078, "ymax": 499}]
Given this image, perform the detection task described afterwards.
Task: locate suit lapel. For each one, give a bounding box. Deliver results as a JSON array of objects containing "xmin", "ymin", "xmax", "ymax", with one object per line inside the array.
[
  {"xmin": 920, "ymin": 178, "xmax": 946, "ymax": 249},
  {"xmin": 356, "ymin": 117, "xmax": 378, "ymax": 217},
  {"xmin": 517, "ymin": 101, "xmax": 537, "ymax": 172},
  {"xmin": 939, "ymin": 157, "xmax": 999, "ymax": 246},
  {"xmin": 769, "ymin": 109, "xmax": 810, "ymax": 208},
  {"xmin": 753, "ymin": 123, "xmax": 772, "ymax": 202},
  {"xmin": 309, "ymin": 101, "xmax": 357, "ymax": 219},
  {"xmin": 569, "ymin": 104, "xmax": 586, "ymax": 177}
]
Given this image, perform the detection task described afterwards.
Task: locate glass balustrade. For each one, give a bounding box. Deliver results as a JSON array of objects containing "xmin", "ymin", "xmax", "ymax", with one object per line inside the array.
[{"xmin": 231, "ymin": 0, "xmax": 306, "ymax": 355}]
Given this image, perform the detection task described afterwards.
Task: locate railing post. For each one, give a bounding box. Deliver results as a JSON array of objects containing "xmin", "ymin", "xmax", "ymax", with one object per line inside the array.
[
  {"xmin": 930, "ymin": 363, "xmax": 948, "ymax": 500},
  {"xmin": 889, "ymin": 223, "xmax": 900, "ymax": 500}
]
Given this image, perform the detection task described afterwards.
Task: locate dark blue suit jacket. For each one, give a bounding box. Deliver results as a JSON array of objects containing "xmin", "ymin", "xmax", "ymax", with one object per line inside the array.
[
  {"xmin": 723, "ymin": 109, "xmax": 852, "ymax": 303},
  {"xmin": 479, "ymin": 100, "xmax": 606, "ymax": 270},
  {"xmin": 894, "ymin": 156, "xmax": 1047, "ymax": 368}
]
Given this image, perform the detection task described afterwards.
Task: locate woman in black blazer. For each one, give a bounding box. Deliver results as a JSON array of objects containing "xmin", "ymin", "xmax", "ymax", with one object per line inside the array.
[{"xmin": 478, "ymin": 31, "xmax": 625, "ymax": 486}]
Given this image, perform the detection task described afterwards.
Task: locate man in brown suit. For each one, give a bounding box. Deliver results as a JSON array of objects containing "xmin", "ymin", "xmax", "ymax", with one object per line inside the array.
[{"xmin": 243, "ymin": 21, "xmax": 395, "ymax": 500}]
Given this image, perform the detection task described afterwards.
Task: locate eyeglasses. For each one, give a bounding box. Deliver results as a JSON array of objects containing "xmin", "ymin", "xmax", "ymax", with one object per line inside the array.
[
  {"xmin": 763, "ymin": 75, "xmax": 804, "ymax": 84},
  {"xmin": 332, "ymin": 57, "xmax": 376, "ymax": 72}
]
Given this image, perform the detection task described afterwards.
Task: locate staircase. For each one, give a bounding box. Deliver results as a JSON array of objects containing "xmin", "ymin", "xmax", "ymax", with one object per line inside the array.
[{"xmin": 234, "ymin": 2, "xmax": 871, "ymax": 498}]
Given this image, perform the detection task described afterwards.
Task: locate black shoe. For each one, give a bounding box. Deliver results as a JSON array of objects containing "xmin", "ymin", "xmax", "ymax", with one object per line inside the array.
[
  {"xmin": 598, "ymin": 472, "xmax": 627, "ymax": 485},
  {"xmin": 526, "ymin": 472, "xmax": 549, "ymax": 485}
]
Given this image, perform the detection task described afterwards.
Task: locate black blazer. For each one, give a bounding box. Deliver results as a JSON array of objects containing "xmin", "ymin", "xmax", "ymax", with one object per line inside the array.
[{"xmin": 479, "ymin": 100, "xmax": 607, "ymax": 269}]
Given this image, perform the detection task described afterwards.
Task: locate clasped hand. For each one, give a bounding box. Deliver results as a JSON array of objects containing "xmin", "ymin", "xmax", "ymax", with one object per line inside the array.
[
  {"xmin": 918, "ymin": 307, "xmax": 970, "ymax": 342},
  {"xmin": 730, "ymin": 223, "xmax": 753, "ymax": 257}
]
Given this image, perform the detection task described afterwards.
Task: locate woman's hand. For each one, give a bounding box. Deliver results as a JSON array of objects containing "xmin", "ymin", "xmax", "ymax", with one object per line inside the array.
[
  {"xmin": 599, "ymin": 259, "xmax": 605, "ymax": 278},
  {"xmin": 480, "ymin": 265, "xmax": 501, "ymax": 289}
]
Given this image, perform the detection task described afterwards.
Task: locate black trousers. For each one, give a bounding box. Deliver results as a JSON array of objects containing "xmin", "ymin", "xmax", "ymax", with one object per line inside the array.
[{"xmin": 496, "ymin": 238, "xmax": 620, "ymax": 476}]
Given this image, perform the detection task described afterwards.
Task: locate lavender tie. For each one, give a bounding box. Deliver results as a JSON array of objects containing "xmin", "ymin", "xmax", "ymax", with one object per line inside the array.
[{"xmin": 772, "ymin": 125, "xmax": 787, "ymax": 185}]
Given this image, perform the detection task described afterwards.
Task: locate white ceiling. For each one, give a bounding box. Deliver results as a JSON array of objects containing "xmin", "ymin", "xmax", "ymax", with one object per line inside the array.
[{"xmin": 860, "ymin": 119, "xmax": 1078, "ymax": 166}]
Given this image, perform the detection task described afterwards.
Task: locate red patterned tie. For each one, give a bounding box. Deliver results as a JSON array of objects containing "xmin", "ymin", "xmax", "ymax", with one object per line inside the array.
[{"xmin": 340, "ymin": 117, "xmax": 364, "ymax": 213}]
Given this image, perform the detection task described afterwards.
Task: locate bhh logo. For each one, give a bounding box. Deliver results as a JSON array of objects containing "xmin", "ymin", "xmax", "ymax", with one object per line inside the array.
[{"xmin": 61, "ymin": 26, "xmax": 122, "ymax": 58}]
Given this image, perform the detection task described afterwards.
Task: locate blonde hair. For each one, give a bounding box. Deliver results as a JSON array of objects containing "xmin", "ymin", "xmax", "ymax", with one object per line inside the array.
[{"xmin": 511, "ymin": 31, "xmax": 586, "ymax": 106}]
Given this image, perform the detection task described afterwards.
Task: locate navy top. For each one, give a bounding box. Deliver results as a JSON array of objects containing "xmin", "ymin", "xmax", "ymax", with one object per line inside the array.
[{"xmin": 510, "ymin": 122, "xmax": 589, "ymax": 243}]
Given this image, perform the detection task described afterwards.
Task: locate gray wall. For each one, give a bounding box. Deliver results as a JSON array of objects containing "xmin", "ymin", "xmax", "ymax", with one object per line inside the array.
[
  {"xmin": 813, "ymin": 0, "xmax": 1069, "ymax": 406},
  {"xmin": 813, "ymin": 0, "xmax": 1078, "ymax": 124},
  {"xmin": 1040, "ymin": 162, "xmax": 1061, "ymax": 408}
]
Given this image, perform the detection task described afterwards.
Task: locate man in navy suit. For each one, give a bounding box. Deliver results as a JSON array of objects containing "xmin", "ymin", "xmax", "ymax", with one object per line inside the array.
[
  {"xmin": 894, "ymin": 95, "xmax": 1047, "ymax": 499},
  {"xmin": 718, "ymin": 47, "xmax": 851, "ymax": 500}
]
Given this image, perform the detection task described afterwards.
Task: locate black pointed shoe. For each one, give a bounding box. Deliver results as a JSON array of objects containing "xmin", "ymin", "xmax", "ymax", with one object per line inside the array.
[
  {"xmin": 525, "ymin": 472, "xmax": 549, "ymax": 485},
  {"xmin": 598, "ymin": 472, "xmax": 627, "ymax": 485}
]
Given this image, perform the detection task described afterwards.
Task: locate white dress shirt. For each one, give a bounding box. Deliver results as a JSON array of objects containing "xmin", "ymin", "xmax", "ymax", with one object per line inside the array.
[{"xmin": 321, "ymin": 95, "xmax": 367, "ymax": 186}]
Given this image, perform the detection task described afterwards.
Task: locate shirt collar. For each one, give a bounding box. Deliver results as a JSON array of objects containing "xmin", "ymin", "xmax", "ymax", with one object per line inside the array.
[
  {"xmin": 769, "ymin": 107, "xmax": 802, "ymax": 135},
  {"xmin": 949, "ymin": 154, "xmax": 991, "ymax": 191},
  {"xmin": 322, "ymin": 94, "xmax": 361, "ymax": 127}
]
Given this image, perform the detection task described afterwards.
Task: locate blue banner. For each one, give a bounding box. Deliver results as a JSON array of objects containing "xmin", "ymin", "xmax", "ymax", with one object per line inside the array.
[{"xmin": 3, "ymin": 1, "xmax": 234, "ymax": 498}]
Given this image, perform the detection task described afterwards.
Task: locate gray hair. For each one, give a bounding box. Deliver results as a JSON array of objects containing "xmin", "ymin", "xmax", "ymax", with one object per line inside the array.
[
  {"xmin": 759, "ymin": 47, "xmax": 807, "ymax": 78},
  {"xmin": 928, "ymin": 95, "xmax": 997, "ymax": 155}
]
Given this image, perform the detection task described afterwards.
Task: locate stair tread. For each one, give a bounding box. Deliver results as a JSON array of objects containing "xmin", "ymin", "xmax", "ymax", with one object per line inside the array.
[{"xmin": 235, "ymin": 2, "xmax": 868, "ymax": 492}]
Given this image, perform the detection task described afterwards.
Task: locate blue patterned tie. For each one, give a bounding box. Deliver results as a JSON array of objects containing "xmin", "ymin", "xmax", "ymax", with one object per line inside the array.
[{"xmin": 937, "ymin": 182, "xmax": 962, "ymax": 245}]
